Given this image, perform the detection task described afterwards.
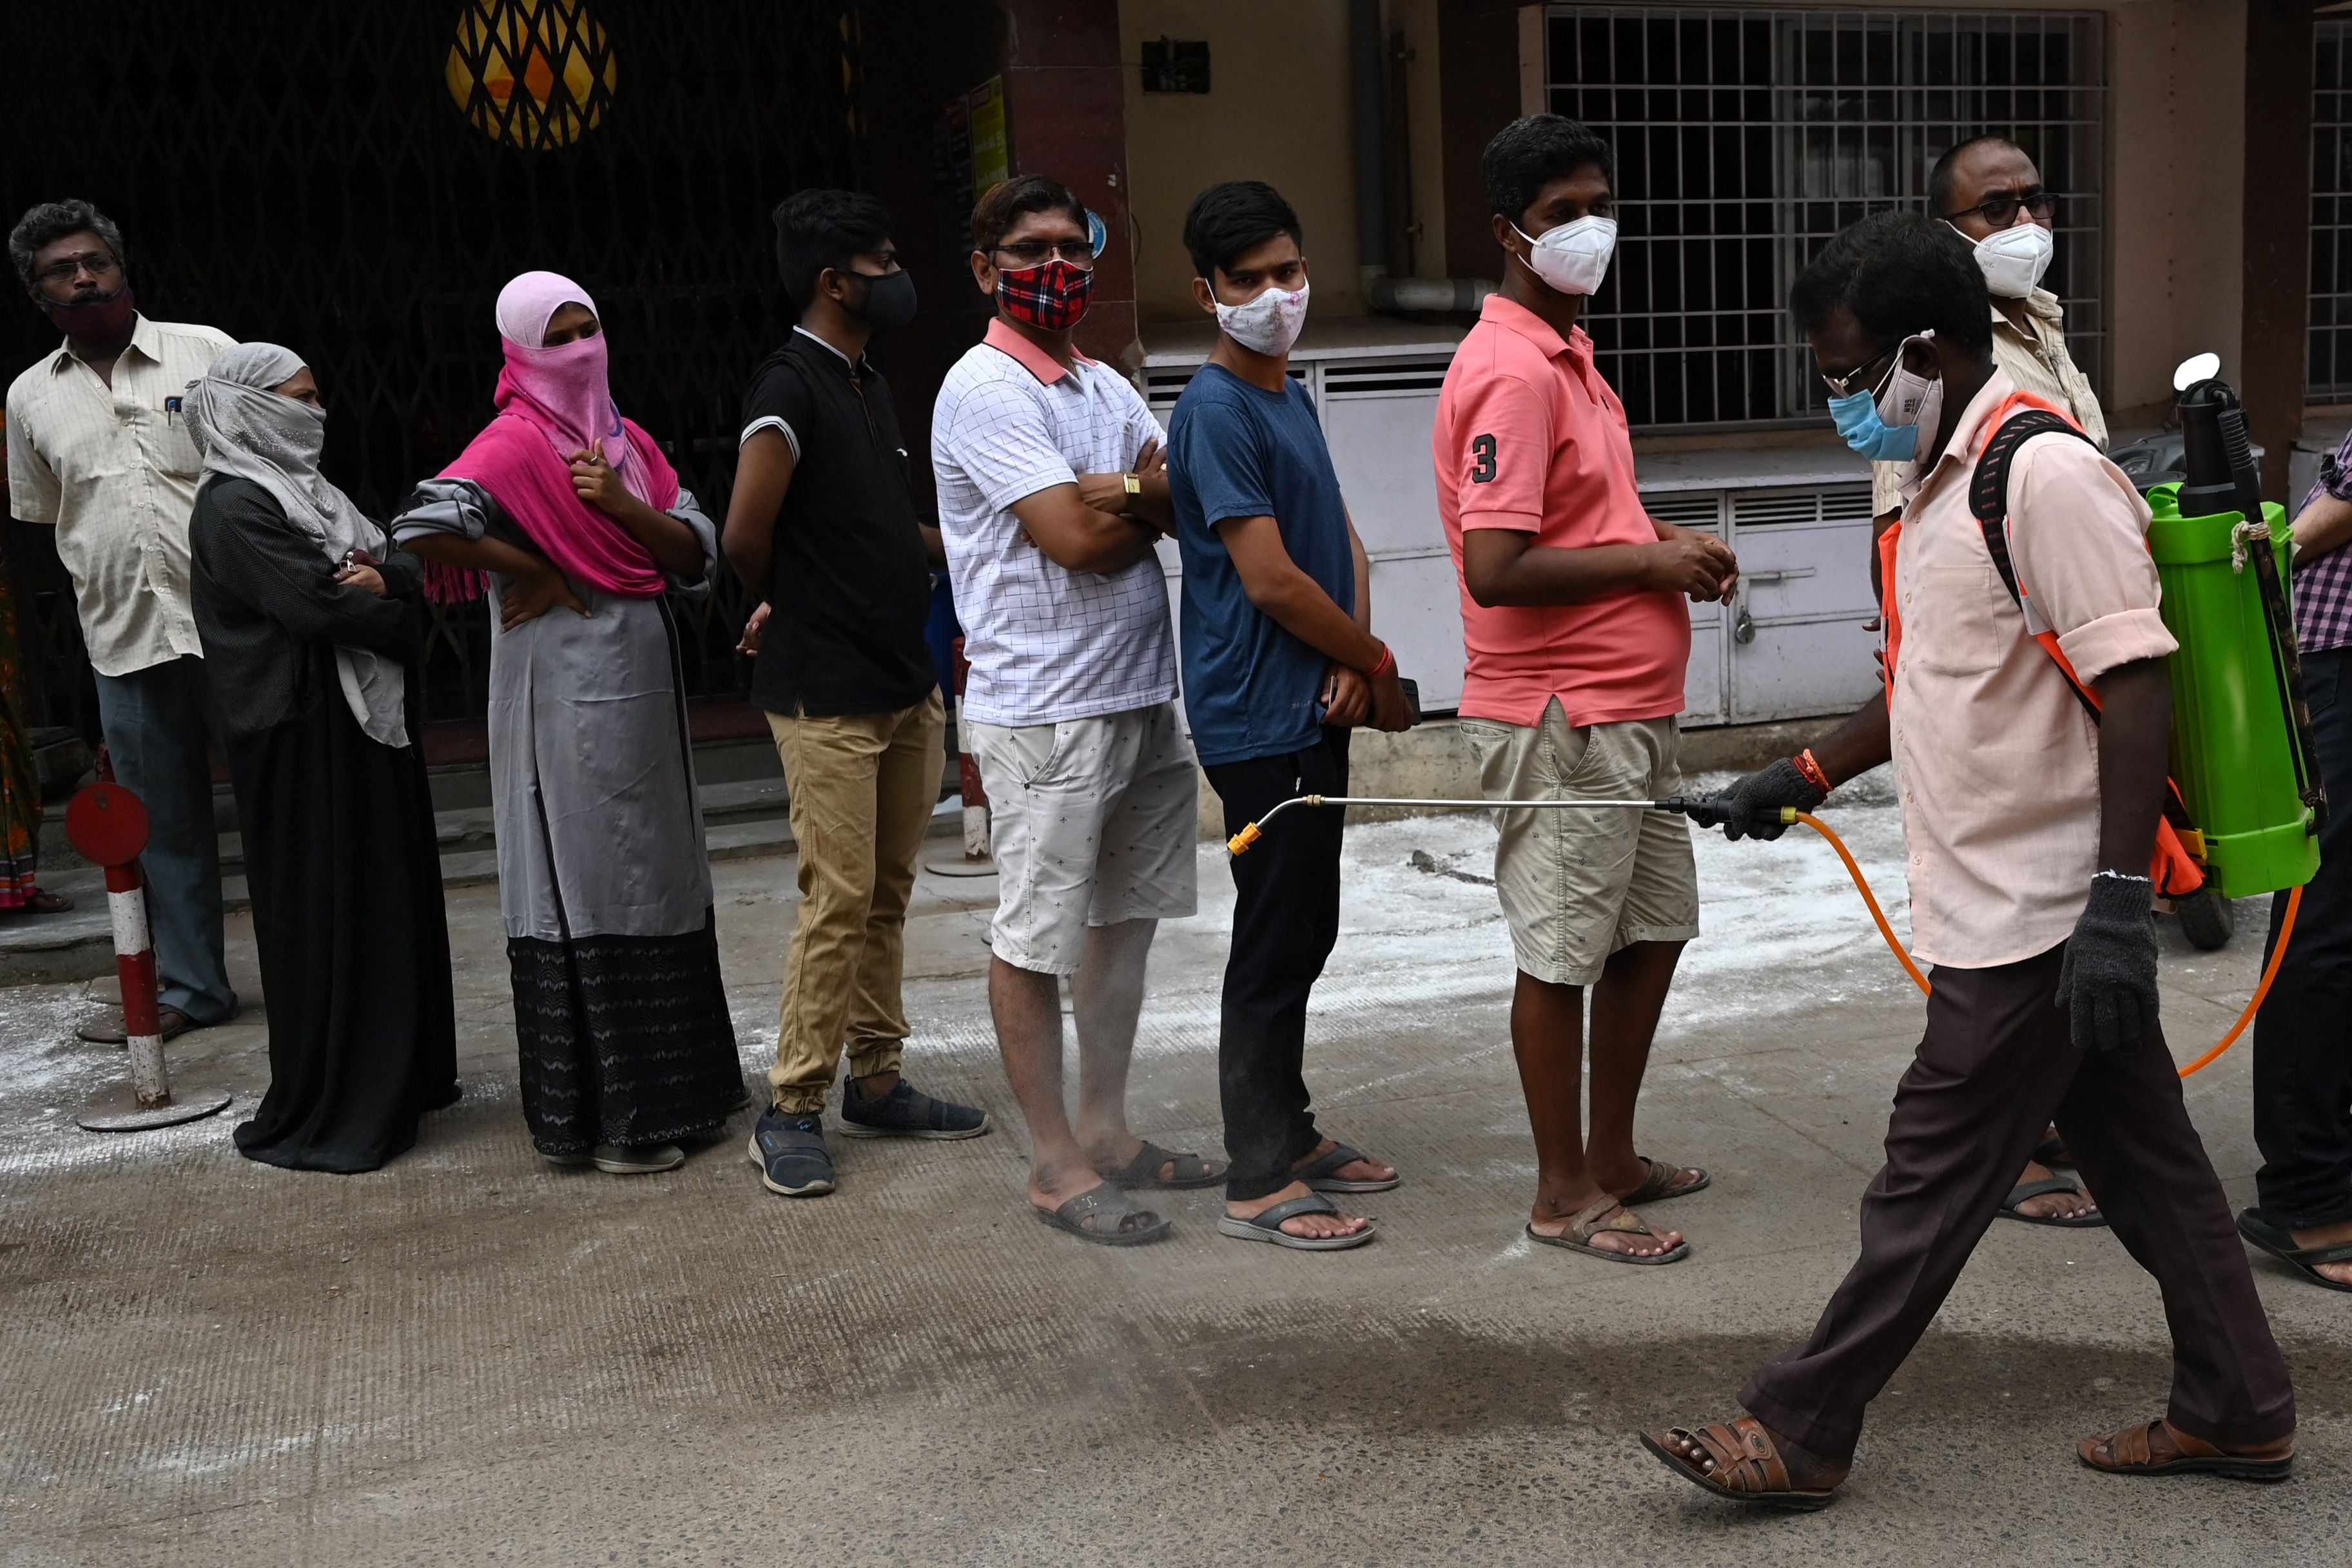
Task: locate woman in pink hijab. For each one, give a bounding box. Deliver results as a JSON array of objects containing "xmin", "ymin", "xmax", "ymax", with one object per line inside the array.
[{"xmin": 393, "ymin": 271, "xmax": 741, "ymax": 1177}]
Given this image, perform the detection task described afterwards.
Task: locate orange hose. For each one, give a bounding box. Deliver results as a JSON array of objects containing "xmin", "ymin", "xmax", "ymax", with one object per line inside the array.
[
  {"xmin": 1788, "ymin": 810, "xmax": 2299, "ymax": 1079},
  {"xmin": 2173, "ymin": 884, "xmax": 2300, "ymax": 1079},
  {"xmin": 1791, "ymin": 811, "xmax": 1932, "ymax": 998}
]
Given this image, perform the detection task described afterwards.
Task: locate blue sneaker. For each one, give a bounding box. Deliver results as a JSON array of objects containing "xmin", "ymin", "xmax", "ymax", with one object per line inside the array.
[
  {"xmin": 748, "ymin": 1108, "xmax": 835, "ymax": 1197},
  {"xmin": 839, "ymin": 1076, "xmax": 991, "ymax": 1140}
]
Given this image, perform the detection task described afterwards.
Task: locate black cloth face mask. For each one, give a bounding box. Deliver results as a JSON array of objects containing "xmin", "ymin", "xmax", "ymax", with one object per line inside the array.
[{"xmin": 842, "ymin": 268, "xmax": 917, "ymax": 332}]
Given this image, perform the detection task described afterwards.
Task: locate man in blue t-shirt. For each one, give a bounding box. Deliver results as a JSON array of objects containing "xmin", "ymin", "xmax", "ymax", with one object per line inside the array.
[{"xmin": 1167, "ymin": 180, "xmax": 1417, "ymax": 1253}]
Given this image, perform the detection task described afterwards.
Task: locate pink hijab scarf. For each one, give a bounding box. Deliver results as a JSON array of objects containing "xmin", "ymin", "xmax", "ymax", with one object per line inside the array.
[{"xmin": 434, "ymin": 271, "xmax": 677, "ymax": 601}]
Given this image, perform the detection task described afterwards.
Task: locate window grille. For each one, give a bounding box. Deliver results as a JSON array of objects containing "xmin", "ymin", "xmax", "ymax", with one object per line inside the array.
[
  {"xmin": 2313, "ymin": 19, "xmax": 2352, "ymax": 402},
  {"xmin": 1544, "ymin": 5, "xmax": 2107, "ymax": 429},
  {"xmin": 1, "ymin": 0, "xmax": 860, "ymax": 728}
]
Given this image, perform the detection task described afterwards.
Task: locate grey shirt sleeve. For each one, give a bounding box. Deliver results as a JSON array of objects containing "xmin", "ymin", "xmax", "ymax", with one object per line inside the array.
[
  {"xmin": 389, "ymin": 476, "xmax": 496, "ymax": 545},
  {"xmin": 663, "ymin": 486, "xmax": 719, "ymax": 601}
]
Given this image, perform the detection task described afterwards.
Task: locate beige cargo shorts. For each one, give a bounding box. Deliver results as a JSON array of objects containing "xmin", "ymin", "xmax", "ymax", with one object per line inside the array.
[{"xmin": 1457, "ymin": 699, "xmax": 1699, "ymax": 987}]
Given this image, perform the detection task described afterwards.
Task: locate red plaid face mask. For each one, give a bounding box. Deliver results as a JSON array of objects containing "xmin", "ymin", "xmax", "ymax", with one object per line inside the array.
[{"xmin": 996, "ymin": 258, "xmax": 1094, "ymax": 331}]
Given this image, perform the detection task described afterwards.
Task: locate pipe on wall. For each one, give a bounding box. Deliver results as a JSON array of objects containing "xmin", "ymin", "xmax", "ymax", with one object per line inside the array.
[
  {"xmin": 1350, "ymin": 0, "xmax": 1395, "ymax": 302},
  {"xmin": 1351, "ymin": 0, "xmax": 1493, "ymax": 316},
  {"xmin": 1367, "ymin": 275, "xmax": 1493, "ymax": 312}
]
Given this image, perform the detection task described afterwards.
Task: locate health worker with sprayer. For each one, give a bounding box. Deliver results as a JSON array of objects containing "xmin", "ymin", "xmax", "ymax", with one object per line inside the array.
[
  {"xmin": 1642, "ymin": 211, "xmax": 2295, "ymax": 1511},
  {"xmin": 1867, "ymin": 137, "xmax": 2111, "ymax": 1228}
]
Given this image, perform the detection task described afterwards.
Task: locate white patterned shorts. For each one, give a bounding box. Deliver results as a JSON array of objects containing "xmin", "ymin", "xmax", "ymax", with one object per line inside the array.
[{"xmin": 968, "ymin": 701, "xmax": 1200, "ymax": 975}]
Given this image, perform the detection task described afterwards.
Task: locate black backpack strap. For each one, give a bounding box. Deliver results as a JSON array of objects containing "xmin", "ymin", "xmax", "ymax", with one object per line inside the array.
[
  {"xmin": 1967, "ymin": 408, "xmax": 2097, "ymax": 608},
  {"xmin": 1967, "ymin": 408, "xmax": 2103, "ymax": 723}
]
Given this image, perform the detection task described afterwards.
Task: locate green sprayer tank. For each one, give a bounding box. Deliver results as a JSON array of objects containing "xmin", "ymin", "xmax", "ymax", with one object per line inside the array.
[{"xmin": 2143, "ymin": 376, "xmax": 2323, "ymax": 899}]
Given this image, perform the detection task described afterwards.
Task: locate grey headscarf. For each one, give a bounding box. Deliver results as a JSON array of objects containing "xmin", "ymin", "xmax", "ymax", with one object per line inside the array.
[{"xmin": 185, "ymin": 344, "xmax": 406, "ymax": 747}]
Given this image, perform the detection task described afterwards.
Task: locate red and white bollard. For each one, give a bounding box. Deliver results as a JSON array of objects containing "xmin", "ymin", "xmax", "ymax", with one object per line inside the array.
[
  {"xmin": 926, "ymin": 636, "xmax": 997, "ymax": 878},
  {"xmin": 66, "ymin": 779, "xmax": 232, "ymax": 1132}
]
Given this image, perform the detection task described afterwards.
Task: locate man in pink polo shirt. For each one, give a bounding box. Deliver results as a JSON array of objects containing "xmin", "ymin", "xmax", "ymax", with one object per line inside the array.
[{"xmin": 1434, "ymin": 115, "xmax": 1738, "ymax": 1266}]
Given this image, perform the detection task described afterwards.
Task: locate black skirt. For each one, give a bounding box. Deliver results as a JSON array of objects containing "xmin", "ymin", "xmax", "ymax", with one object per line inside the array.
[
  {"xmin": 228, "ymin": 688, "xmax": 459, "ymax": 1174},
  {"xmin": 508, "ymin": 915, "xmax": 744, "ymax": 1154}
]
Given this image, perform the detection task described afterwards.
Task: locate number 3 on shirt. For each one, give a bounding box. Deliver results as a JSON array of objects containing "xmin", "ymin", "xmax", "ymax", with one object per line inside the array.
[{"xmin": 1469, "ymin": 432, "xmax": 1497, "ymax": 485}]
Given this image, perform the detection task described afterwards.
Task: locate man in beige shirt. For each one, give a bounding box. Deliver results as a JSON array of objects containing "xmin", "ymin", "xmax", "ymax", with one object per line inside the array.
[
  {"xmin": 7, "ymin": 200, "xmax": 238, "ymax": 1036},
  {"xmin": 1871, "ymin": 135, "xmax": 2104, "ymax": 519},
  {"xmin": 1644, "ymin": 211, "xmax": 2293, "ymax": 1510}
]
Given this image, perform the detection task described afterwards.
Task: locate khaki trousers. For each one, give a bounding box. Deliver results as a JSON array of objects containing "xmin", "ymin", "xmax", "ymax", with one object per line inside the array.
[{"xmin": 766, "ymin": 690, "xmax": 946, "ymax": 1113}]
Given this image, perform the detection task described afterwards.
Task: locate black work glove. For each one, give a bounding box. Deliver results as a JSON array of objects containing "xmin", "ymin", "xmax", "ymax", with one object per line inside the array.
[
  {"xmin": 1687, "ymin": 757, "xmax": 1827, "ymax": 842},
  {"xmin": 2056, "ymin": 872, "xmax": 2161, "ymax": 1052}
]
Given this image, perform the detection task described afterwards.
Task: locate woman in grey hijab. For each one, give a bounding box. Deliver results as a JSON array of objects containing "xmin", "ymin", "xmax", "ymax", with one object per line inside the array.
[{"xmin": 185, "ymin": 343, "xmax": 458, "ymax": 1173}]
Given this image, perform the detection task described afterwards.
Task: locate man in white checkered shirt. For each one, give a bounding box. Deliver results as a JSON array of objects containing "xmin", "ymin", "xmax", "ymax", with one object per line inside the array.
[{"xmin": 932, "ymin": 174, "xmax": 1222, "ymax": 1246}]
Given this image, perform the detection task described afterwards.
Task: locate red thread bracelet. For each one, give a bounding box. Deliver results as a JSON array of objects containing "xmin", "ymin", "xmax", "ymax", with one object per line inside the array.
[
  {"xmin": 1369, "ymin": 642, "xmax": 1395, "ymax": 679},
  {"xmin": 1794, "ymin": 748, "xmax": 1832, "ymax": 794}
]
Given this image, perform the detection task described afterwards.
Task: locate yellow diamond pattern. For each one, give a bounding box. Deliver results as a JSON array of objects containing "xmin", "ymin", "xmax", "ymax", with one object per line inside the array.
[{"xmin": 446, "ymin": 0, "xmax": 619, "ymax": 151}]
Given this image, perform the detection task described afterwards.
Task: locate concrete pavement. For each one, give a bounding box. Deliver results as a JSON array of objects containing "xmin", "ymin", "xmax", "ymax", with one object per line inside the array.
[{"xmin": 1, "ymin": 775, "xmax": 2343, "ymax": 1565}]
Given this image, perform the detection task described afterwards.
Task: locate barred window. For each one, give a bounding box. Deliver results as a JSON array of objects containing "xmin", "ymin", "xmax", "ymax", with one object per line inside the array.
[
  {"xmin": 2313, "ymin": 18, "xmax": 2352, "ymax": 402},
  {"xmin": 1544, "ymin": 5, "xmax": 2108, "ymax": 429}
]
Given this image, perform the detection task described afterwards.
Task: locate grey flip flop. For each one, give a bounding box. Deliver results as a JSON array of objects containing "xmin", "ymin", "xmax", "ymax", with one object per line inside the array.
[
  {"xmin": 1102, "ymin": 1138, "xmax": 1227, "ymax": 1190},
  {"xmin": 1032, "ymin": 1183, "xmax": 1171, "ymax": 1246},
  {"xmin": 1218, "ymin": 1192, "xmax": 1377, "ymax": 1251},
  {"xmin": 1296, "ymin": 1141, "xmax": 1399, "ymax": 1194},
  {"xmin": 2238, "ymin": 1210, "xmax": 2352, "ymax": 1293},
  {"xmin": 1997, "ymin": 1176, "xmax": 2106, "ymax": 1229}
]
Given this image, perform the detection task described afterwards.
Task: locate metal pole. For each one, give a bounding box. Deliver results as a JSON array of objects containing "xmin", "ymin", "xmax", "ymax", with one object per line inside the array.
[
  {"xmin": 66, "ymin": 779, "xmax": 232, "ymax": 1133},
  {"xmin": 926, "ymin": 635, "xmax": 997, "ymax": 878},
  {"xmin": 106, "ymin": 857, "xmax": 170, "ymax": 1108},
  {"xmin": 1230, "ymin": 793, "xmax": 1703, "ymax": 854}
]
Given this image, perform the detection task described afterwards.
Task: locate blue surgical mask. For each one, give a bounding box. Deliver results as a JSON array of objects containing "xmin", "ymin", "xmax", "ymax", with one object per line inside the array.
[
  {"xmin": 1825, "ymin": 332, "xmax": 1938, "ymax": 461},
  {"xmin": 1827, "ymin": 387, "xmax": 1917, "ymax": 461}
]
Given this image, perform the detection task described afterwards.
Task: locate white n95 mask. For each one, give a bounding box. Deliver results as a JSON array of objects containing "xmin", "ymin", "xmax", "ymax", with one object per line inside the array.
[
  {"xmin": 1216, "ymin": 280, "xmax": 1311, "ymax": 356},
  {"xmin": 1880, "ymin": 360, "xmax": 1937, "ymax": 429},
  {"xmin": 1511, "ymin": 215, "xmax": 1617, "ymax": 296},
  {"xmin": 1956, "ymin": 221, "xmax": 2055, "ymax": 299}
]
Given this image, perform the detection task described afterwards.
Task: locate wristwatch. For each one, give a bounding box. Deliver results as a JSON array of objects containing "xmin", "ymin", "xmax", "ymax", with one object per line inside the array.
[{"xmin": 1122, "ymin": 472, "xmax": 1142, "ymax": 496}]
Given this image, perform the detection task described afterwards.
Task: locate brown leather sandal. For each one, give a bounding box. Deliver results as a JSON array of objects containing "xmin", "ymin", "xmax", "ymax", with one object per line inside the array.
[
  {"xmin": 1618, "ymin": 1155, "xmax": 1711, "ymax": 1206},
  {"xmin": 2077, "ymin": 1418, "xmax": 2294, "ymax": 1481},
  {"xmin": 1640, "ymin": 1417, "xmax": 1840, "ymax": 1510},
  {"xmin": 1526, "ymin": 1195, "xmax": 1688, "ymax": 1264}
]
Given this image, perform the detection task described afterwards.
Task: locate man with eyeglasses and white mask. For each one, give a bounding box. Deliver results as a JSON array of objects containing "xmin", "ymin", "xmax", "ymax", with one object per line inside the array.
[
  {"xmin": 1432, "ymin": 115, "xmax": 1736, "ymax": 1267},
  {"xmin": 1864, "ymin": 135, "xmax": 2106, "ymax": 547},
  {"xmin": 1864, "ymin": 133, "xmax": 2106, "ymax": 547},
  {"xmin": 1859, "ymin": 135, "xmax": 2110, "ymax": 1231}
]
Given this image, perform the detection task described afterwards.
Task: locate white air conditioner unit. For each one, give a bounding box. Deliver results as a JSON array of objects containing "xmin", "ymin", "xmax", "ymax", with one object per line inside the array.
[{"xmin": 1644, "ymin": 483, "xmax": 1880, "ymax": 726}]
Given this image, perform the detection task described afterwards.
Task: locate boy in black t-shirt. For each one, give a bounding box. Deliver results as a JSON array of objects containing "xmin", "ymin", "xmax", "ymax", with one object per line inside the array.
[{"xmin": 723, "ymin": 189, "xmax": 988, "ymax": 1199}]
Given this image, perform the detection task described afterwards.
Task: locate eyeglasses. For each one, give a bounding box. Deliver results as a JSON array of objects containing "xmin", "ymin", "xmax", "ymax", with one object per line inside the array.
[
  {"xmin": 993, "ymin": 240, "xmax": 1096, "ymax": 268},
  {"xmin": 34, "ymin": 251, "xmax": 122, "ymax": 286},
  {"xmin": 1818, "ymin": 342, "xmax": 1900, "ymax": 399},
  {"xmin": 1941, "ymin": 190, "xmax": 2058, "ymax": 228}
]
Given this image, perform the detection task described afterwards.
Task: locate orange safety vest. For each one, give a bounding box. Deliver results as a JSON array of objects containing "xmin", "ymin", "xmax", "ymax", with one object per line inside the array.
[{"xmin": 1877, "ymin": 389, "xmax": 2207, "ymax": 898}]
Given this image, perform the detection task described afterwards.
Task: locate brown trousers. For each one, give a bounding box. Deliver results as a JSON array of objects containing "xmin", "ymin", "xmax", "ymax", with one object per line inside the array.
[{"xmin": 1742, "ymin": 944, "xmax": 2296, "ymax": 1465}]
